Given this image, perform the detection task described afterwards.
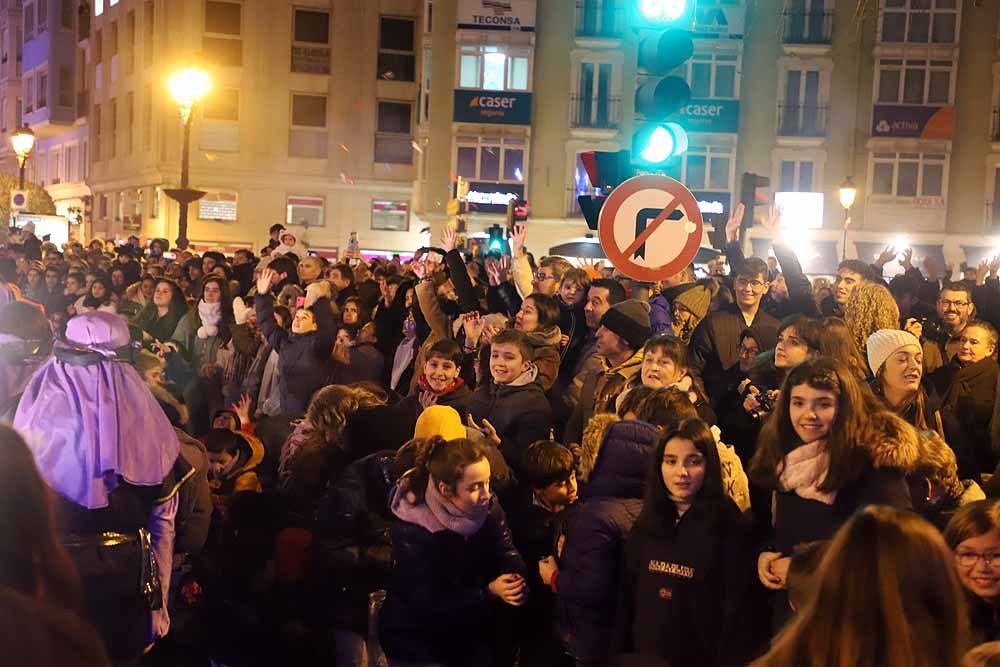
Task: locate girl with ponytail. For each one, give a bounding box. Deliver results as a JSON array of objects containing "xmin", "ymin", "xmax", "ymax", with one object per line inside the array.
[{"xmin": 379, "ymin": 436, "xmax": 528, "ymax": 666}]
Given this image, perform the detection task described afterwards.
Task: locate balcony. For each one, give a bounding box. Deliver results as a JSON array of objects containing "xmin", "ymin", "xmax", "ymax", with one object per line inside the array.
[
  {"xmin": 777, "ymin": 103, "xmax": 828, "ymax": 138},
  {"xmin": 571, "ymin": 95, "xmax": 621, "ymax": 130},
  {"xmin": 782, "ymin": 10, "xmax": 834, "ymax": 45},
  {"xmin": 575, "ymin": 0, "xmax": 624, "ymax": 39}
]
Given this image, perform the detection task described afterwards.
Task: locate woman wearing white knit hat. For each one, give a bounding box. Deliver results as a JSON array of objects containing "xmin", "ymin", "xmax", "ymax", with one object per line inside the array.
[{"xmin": 867, "ymin": 329, "xmax": 944, "ymax": 435}]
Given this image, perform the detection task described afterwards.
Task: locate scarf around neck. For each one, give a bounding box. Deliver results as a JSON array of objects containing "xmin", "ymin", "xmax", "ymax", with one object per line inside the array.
[
  {"xmin": 391, "ymin": 473, "xmax": 489, "ymax": 537},
  {"xmin": 778, "ymin": 440, "xmax": 836, "ymax": 505},
  {"xmin": 197, "ymin": 300, "xmax": 222, "ymax": 339},
  {"xmin": 418, "ymin": 372, "xmax": 465, "ymax": 397}
]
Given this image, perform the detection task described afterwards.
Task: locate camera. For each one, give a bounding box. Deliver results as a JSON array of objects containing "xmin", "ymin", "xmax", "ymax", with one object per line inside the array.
[
  {"xmin": 739, "ymin": 379, "xmax": 775, "ymax": 421},
  {"xmin": 919, "ymin": 317, "xmax": 943, "ymax": 342}
]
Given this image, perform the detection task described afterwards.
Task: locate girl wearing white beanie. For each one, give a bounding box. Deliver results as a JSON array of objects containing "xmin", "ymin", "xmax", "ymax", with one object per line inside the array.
[{"xmin": 867, "ymin": 329, "xmax": 943, "ymax": 435}]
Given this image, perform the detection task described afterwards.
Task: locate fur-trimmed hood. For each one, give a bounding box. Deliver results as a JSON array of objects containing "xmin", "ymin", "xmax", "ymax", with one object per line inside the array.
[
  {"xmin": 525, "ymin": 325, "xmax": 562, "ymax": 348},
  {"xmin": 864, "ymin": 410, "xmax": 919, "ymax": 473},
  {"xmin": 579, "ymin": 412, "xmax": 620, "ymax": 482}
]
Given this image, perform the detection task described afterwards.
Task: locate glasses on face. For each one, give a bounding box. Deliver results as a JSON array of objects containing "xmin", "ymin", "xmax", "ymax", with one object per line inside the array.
[
  {"xmin": 734, "ymin": 278, "xmax": 767, "ymax": 291},
  {"xmin": 955, "ymin": 551, "xmax": 1000, "ymax": 569},
  {"xmin": 535, "ymin": 272, "xmax": 555, "ymax": 282},
  {"xmin": 739, "ymin": 345, "xmax": 759, "ymax": 357},
  {"xmin": 939, "ymin": 299, "xmax": 970, "ymax": 308}
]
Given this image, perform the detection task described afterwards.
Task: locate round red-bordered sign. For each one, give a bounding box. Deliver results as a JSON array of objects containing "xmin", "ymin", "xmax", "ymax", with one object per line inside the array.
[{"xmin": 597, "ymin": 174, "xmax": 704, "ymax": 282}]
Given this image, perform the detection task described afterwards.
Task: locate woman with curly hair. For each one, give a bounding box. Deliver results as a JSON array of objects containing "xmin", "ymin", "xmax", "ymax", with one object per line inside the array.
[{"xmin": 843, "ymin": 281, "xmax": 900, "ymax": 359}]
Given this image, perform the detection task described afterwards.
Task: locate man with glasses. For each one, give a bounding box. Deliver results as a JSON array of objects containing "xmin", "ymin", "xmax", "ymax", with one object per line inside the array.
[
  {"xmin": 928, "ymin": 319, "xmax": 999, "ymax": 477},
  {"xmin": 690, "ymin": 256, "xmax": 779, "ymax": 408},
  {"xmin": 905, "ymin": 281, "xmax": 976, "ymax": 373},
  {"xmin": 508, "ymin": 223, "xmax": 572, "ymax": 298}
]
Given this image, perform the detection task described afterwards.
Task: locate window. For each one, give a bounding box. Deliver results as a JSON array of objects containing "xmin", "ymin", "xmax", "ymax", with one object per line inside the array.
[
  {"xmin": 142, "ymin": 84, "xmax": 151, "ymax": 150},
  {"xmin": 686, "ymin": 52, "xmax": 739, "ymax": 99},
  {"xmin": 99, "ymin": 194, "xmax": 108, "ymax": 218},
  {"xmin": 291, "ymin": 93, "xmax": 326, "ymax": 127},
  {"xmin": 371, "ymin": 200, "xmax": 409, "ymax": 231},
  {"xmin": 993, "ymin": 167, "xmax": 1000, "ymax": 226},
  {"xmin": 95, "ymin": 0, "xmax": 103, "ymax": 16},
  {"xmin": 289, "ymin": 93, "xmax": 327, "ymax": 158},
  {"xmin": 455, "ymin": 136, "xmax": 526, "ymax": 183},
  {"xmin": 65, "ymin": 143, "xmax": 74, "ymax": 181},
  {"xmin": 378, "ymin": 17, "xmax": 415, "ymax": 82},
  {"xmin": 198, "ymin": 192, "xmax": 238, "ymax": 222},
  {"xmin": 458, "ymin": 45, "xmax": 530, "ymax": 91},
  {"xmin": 24, "ymin": 74, "xmax": 33, "ymax": 112},
  {"xmin": 420, "ymin": 46, "xmax": 432, "ymax": 124},
  {"xmin": 577, "ymin": 0, "xmax": 623, "ymax": 37},
  {"xmin": 778, "ymin": 159, "xmax": 815, "ymax": 191},
  {"xmin": 205, "ymin": 89, "xmax": 239, "ymax": 121},
  {"xmin": 876, "ymin": 58, "xmax": 953, "ymax": 106},
  {"xmin": 880, "ymin": 0, "xmax": 958, "ymax": 44},
  {"xmin": 108, "ymin": 97, "xmax": 116, "ymax": 158},
  {"xmin": 126, "ymin": 11, "xmax": 135, "ymax": 74},
  {"xmin": 662, "ymin": 146, "xmax": 733, "ymax": 192},
  {"xmin": 58, "ymin": 65, "xmax": 71, "ymax": 106},
  {"xmin": 49, "ymin": 149, "xmax": 59, "ymax": 184},
  {"xmin": 143, "ymin": 1, "xmax": 154, "ymax": 65},
  {"xmin": 780, "ymin": 69, "xmax": 823, "ymax": 136},
  {"xmin": 15, "ymin": 98, "xmax": 21, "ymax": 128},
  {"xmin": 575, "ymin": 61, "xmax": 617, "ymax": 128},
  {"xmin": 37, "ymin": 71, "xmax": 47, "ymax": 109},
  {"xmin": 286, "ymin": 195, "xmax": 324, "ymax": 227},
  {"xmin": 125, "ymin": 91, "xmax": 133, "ymax": 154},
  {"xmin": 93, "ymin": 102, "xmax": 100, "ymax": 160},
  {"xmin": 37, "ymin": 0, "xmax": 47, "ymax": 32},
  {"xmin": 94, "ymin": 28, "xmax": 102, "ymax": 63},
  {"xmin": 1, "ymin": 98, "xmax": 6, "ymax": 132},
  {"xmin": 870, "ymin": 151, "xmax": 946, "ymax": 198},
  {"xmin": 291, "ymin": 8, "xmax": 330, "ymax": 74},
  {"xmin": 111, "ymin": 21, "xmax": 117, "ymax": 56},
  {"xmin": 204, "ymin": 1, "xmax": 242, "ymax": 67},
  {"xmin": 24, "ymin": 3, "xmax": 34, "ymax": 41},
  {"xmin": 82, "ymin": 138, "xmax": 88, "ymax": 177},
  {"xmin": 61, "ymin": 0, "xmax": 73, "ymax": 30},
  {"xmin": 375, "ymin": 100, "xmax": 413, "ymax": 164}
]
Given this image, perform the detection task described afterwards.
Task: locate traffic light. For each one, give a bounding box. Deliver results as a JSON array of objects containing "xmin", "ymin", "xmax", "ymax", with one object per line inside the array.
[
  {"xmin": 632, "ymin": 121, "xmax": 688, "ymax": 167},
  {"xmin": 740, "ymin": 172, "xmax": 771, "ymax": 230},
  {"xmin": 506, "ymin": 199, "xmax": 530, "ymax": 227},
  {"xmin": 633, "ymin": 0, "xmax": 693, "ymax": 27},
  {"xmin": 577, "ymin": 150, "xmax": 634, "ymax": 231}
]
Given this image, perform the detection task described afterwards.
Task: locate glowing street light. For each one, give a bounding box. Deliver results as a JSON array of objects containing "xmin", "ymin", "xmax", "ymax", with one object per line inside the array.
[
  {"xmin": 838, "ymin": 176, "xmax": 858, "ymax": 261},
  {"xmin": 11, "ymin": 125, "xmax": 36, "ymax": 190},
  {"xmin": 164, "ymin": 65, "xmax": 211, "ymax": 250}
]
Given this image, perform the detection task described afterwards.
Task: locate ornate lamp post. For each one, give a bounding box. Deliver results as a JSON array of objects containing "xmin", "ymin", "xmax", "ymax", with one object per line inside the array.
[
  {"xmin": 11, "ymin": 125, "xmax": 36, "ymax": 190},
  {"xmin": 164, "ymin": 66, "xmax": 210, "ymax": 250}
]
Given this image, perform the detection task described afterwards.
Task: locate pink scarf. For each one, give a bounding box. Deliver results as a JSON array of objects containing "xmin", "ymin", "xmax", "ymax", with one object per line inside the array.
[
  {"xmin": 391, "ymin": 473, "xmax": 489, "ymax": 537},
  {"xmin": 778, "ymin": 440, "xmax": 837, "ymax": 505}
]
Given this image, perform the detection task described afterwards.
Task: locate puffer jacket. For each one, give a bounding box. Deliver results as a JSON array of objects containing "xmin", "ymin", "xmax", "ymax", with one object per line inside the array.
[
  {"xmin": 554, "ymin": 418, "xmax": 658, "ymax": 663},
  {"xmin": 378, "ymin": 497, "xmax": 526, "ymax": 666},
  {"xmin": 468, "ymin": 365, "xmax": 553, "ymax": 474}
]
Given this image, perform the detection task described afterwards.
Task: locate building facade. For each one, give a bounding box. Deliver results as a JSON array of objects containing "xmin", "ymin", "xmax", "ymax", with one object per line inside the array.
[
  {"xmin": 418, "ymin": 0, "xmax": 1000, "ymax": 271},
  {"xmin": 4, "ymin": 0, "xmax": 1000, "ymax": 265}
]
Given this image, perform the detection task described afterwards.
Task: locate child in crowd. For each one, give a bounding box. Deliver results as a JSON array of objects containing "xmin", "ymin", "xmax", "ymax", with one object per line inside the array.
[
  {"xmin": 398, "ymin": 338, "xmax": 472, "ymax": 422},
  {"xmin": 555, "ymin": 268, "xmax": 591, "ymax": 387},
  {"xmin": 204, "ymin": 427, "xmax": 265, "ymax": 511},
  {"xmin": 468, "ymin": 329, "xmax": 553, "ymax": 475}
]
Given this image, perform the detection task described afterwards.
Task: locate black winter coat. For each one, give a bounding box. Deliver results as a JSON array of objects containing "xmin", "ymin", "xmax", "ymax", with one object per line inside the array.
[
  {"xmin": 468, "ymin": 370, "xmax": 553, "ymax": 475},
  {"xmin": 929, "ymin": 357, "xmax": 1000, "ymax": 476},
  {"xmin": 378, "ymin": 498, "xmax": 526, "ymax": 665},
  {"xmin": 255, "ymin": 294, "xmax": 335, "ymax": 413},
  {"xmin": 555, "ymin": 419, "xmax": 658, "ymax": 663},
  {"xmin": 615, "ymin": 502, "xmax": 751, "ymax": 667},
  {"xmin": 396, "ymin": 381, "xmax": 473, "ymax": 425}
]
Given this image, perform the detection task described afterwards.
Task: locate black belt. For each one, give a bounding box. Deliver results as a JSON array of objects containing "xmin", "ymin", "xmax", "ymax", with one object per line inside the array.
[{"xmin": 63, "ymin": 531, "xmax": 139, "ymax": 549}]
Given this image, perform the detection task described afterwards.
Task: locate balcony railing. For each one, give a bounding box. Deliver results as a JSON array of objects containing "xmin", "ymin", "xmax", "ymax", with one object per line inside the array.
[
  {"xmin": 575, "ymin": 0, "xmax": 625, "ymax": 38},
  {"xmin": 571, "ymin": 94, "xmax": 621, "ymax": 130},
  {"xmin": 777, "ymin": 103, "xmax": 828, "ymax": 137},
  {"xmin": 782, "ymin": 10, "xmax": 834, "ymax": 45}
]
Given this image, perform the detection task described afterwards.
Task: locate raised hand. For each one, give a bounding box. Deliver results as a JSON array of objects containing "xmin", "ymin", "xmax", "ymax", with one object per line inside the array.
[
  {"xmin": 509, "ymin": 223, "xmax": 527, "ymax": 257},
  {"xmin": 418, "ymin": 391, "xmax": 438, "ymax": 410},
  {"xmin": 899, "ymin": 247, "xmax": 914, "ymax": 270},
  {"xmin": 233, "ymin": 393, "xmax": 252, "ymax": 426},
  {"xmin": 257, "ymin": 268, "xmax": 275, "ymax": 295},
  {"xmin": 875, "ymin": 246, "xmax": 896, "ymax": 268},
  {"xmin": 725, "ymin": 202, "xmax": 746, "ymax": 242},
  {"xmin": 441, "ymin": 225, "xmax": 458, "ymax": 253},
  {"xmin": 462, "ymin": 312, "xmax": 486, "ymax": 346},
  {"xmin": 761, "ymin": 204, "xmax": 783, "ymax": 233}
]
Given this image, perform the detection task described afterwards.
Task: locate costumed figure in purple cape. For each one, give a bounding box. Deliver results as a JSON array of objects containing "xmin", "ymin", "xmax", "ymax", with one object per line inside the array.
[{"xmin": 13, "ymin": 311, "xmax": 190, "ymax": 664}]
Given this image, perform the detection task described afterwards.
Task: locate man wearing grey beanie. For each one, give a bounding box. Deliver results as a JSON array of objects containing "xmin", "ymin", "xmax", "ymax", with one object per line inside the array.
[{"xmin": 564, "ymin": 299, "xmax": 651, "ymax": 444}]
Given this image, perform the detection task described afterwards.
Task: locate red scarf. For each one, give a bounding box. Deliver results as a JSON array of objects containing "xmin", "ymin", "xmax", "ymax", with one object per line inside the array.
[{"xmin": 418, "ymin": 373, "xmax": 465, "ymax": 397}]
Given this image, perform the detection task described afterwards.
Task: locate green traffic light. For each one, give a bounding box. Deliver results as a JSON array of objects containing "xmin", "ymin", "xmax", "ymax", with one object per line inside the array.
[
  {"xmin": 635, "ymin": 122, "xmax": 688, "ymax": 165},
  {"xmin": 638, "ymin": 0, "xmax": 687, "ymax": 22},
  {"xmin": 641, "ymin": 126, "xmax": 673, "ymax": 163}
]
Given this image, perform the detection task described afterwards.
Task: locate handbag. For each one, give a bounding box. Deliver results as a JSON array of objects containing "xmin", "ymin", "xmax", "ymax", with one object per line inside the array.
[{"xmin": 138, "ymin": 527, "xmax": 163, "ymax": 611}]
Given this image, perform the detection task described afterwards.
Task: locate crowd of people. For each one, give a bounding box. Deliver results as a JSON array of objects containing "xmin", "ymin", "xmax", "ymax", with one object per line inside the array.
[{"xmin": 6, "ymin": 207, "xmax": 1000, "ymax": 666}]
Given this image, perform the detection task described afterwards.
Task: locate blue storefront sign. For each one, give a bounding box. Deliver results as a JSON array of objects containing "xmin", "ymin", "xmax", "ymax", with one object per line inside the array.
[
  {"xmin": 871, "ymin": 105, "xmax": 954, "ymax": 139},
  {"xmin": 672, "ymin": 99, "xmax": 740, "ymax": 134},
  {"xmin": 466, "ymin": 181, "xmax": 524, "ymax": 214},
  {"xmin": 453, "ymin": 90, "xmax": 533, "ymax": 125},
  {"xmin": 692, "ymin": 4, "xmax": 746, "ymax": 39}
]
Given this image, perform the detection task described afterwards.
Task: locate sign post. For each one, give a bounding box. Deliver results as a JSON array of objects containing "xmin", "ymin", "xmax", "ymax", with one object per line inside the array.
[{"xmin": 597, "ymin": 174, "xmax": 704, "ymax": 282}]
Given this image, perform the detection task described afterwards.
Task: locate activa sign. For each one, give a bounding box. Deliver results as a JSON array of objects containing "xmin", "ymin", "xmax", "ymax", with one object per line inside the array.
[
  {"xmin": 454, "ymin": 90, "xmax": 533, "ymax": 125},
  {"xmin": 458, "ymin": 0, "xmax": 536, "ymax": 32}
]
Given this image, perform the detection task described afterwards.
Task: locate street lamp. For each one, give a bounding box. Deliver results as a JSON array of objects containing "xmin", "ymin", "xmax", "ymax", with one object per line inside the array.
[
  {"xmin": 11, "ymin": 125, "xmax": 36, "ymax": 190},
  {"xmin": 838, "ymin": 176, "xmax": 857, "ymax": 261},
  {"xmin": 164, "ymin": 66, "xmax": 210, "ymax": 250}
]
